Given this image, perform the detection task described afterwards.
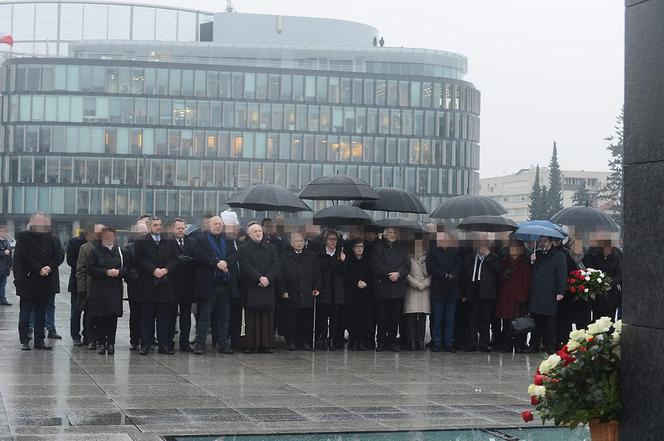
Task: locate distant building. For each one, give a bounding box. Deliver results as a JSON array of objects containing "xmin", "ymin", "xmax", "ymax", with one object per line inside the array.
[
  {"xmin": 480, "ymin": 167, "xmax": 609, "ymax": 222},
  {"xmin": 0, "ymin": 2, "xmax": 480, "ymax": 242}
]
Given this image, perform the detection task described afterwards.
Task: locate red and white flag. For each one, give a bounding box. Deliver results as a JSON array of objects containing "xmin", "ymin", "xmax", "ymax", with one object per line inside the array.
[{"xmin": 0, "ymin": 31, "xmax": 13, "ymax": 46}]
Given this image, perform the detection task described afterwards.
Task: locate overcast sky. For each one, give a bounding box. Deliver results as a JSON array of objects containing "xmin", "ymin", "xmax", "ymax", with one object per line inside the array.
[{"xmin": 137, "ymin": 0, "xmax": 624, "ymax": 177}]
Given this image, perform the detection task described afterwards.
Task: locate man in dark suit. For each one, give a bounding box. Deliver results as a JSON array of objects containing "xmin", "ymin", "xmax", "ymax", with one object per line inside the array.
[
  {"xmin": 172, "ymin": 218, "xmax": 196, "ymax": 352},
  {"xmin": 133, "ymin": 216, "xmax": 180, "ymax": 355},
  {"xmin": 0, "ymin": 225, "xmax": 13, "ymax": 306},
  {"xmin": 66, "ymin": 223, "xmax": 98, "ymax": 346},
  {"xmin": 13, "ymin": 213, "xmax": 64, "ymax": 350},
  {"xmin": 191, "ymin": 215, "xmax": 239, "ymax": 355}
]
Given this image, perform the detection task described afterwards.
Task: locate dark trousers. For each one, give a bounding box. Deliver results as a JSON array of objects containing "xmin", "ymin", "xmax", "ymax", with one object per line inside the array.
[
  {"xmin": 431, "ymin": 299, "xmax": 457, "ymax": 347},
  {"xmin": 405, "ymin": 313, "xmax": 427, "ymax": 344},
  {"xmin": 375, "ymin": 298, "xmax": 403, "ymax": 347},
  {"xmin": 70, "ymin": 291, "xmax": 87, "ymax": 341},
  {"xmin": 95, "ymin": 316, "xmax": 118, "ymax": 346},
  {"xmin": 19, "ymin": 297, "xmax": 47, "ymax": 344},
  {"xmin": 315, "ymin": 303, "xmax": 342, "ymax": 340},
  {"xmin": 283, "ymin": 307, "xmax": 313, "ymax": 346},
  {"xmin": 502, "ymin": 318, "xmax": 527, "ymax": 350},
  {"xmin": 557, "ymin": 300, "xmax": 591, "ymax": 346},
  {"xmin": 531, "ymin": 313, "xmax": 557, "ymax": 352},
  {"xmin": 455, "ymin": 300, "xmax": 471, "ymax": 347},
  {"xmin": 467, "ymin": 298, "xmax": 493, "ymax": 348},
  {"xmin": 140, "ymin": 302, "xmax": 177, "ymax": 350},
  {"xmin": 128, "ymin": 300, "xmax": 141, "ymax": 345},
  {"xmin": 196, "ymin": 286, "xmax": 231, "ymax": 347},
  {"xmin": 178, "ymin": 302, "xmax": 192, "ymax": 349}
]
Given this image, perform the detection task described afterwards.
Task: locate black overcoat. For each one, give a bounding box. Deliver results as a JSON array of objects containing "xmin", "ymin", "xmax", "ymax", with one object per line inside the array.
[
  {"xmin": 278, "ymin": 248, "xmax": 321, "ymax": 309},
  {"xmin": 462, "ymin": 253, "xmax": 501, "ymax": 301},
  {"xmin": 87, "ymin": 245, "xmax": 127, "ymax": 318},
  {"xmin": 317, "ymin": 249, "xmax": 346, "ymax": 305},
  {"xmin": 191, "ymin": 233, "xmax": 239, "ymax": 300},
  {"xmin": 426, "ymin": 247, "xmax": 461, "ymax": 301},
  {"xmin": 238, "ymin": 239, "xmax": 281, "ymax": 310},
  {"xmin": 13, "ymin": 230, "xmax": 64, "ymax": 299}
]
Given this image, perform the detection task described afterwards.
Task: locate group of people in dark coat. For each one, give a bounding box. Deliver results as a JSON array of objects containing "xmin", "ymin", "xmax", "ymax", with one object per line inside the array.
[{"xmin": 7, "ymin": 211, "xmax": 623, "ymax": 357}]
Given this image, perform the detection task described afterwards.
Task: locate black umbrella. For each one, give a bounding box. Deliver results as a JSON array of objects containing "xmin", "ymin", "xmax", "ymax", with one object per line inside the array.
[
  {"xmin": 353, "ymin": 187, "xmax": 428, "ymax": 214},
  {"xmin": 226, "ymin": 184, "xmax": 311, "ymax": 213},
  {"xmin": 185, "ymin": 224, "xmax": 200, "ymax": 236},
  {"xmin": 377, "ymin": 217, "xmax": 427, "ymax": 232},
  {"xmin": 430, "ymin": 194, "xmax": 507, "ymax": 219},
  {"xmin": 313, "ymin": 205, "xmax": 373, "ymax": 226},
  {"xmin": 456, "ymin": 215, "xmax": 518, "ymax": 232},
  {"xmin": 300, "ymin": 175, "xmax": 379, "ymax": 201},
  {"xmin": 551, "ymin": 205, "xmax": 620, "ymax": 232}
]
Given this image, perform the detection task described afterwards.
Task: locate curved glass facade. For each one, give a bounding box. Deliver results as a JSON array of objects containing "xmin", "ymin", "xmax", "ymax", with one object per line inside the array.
[
  {"xmin": 0, "ymin": 1, "xmax": 212, "ymax": 56},
  {"xmin": 0, "ymin": 4, "xmax": 480, "ymax": 230}
]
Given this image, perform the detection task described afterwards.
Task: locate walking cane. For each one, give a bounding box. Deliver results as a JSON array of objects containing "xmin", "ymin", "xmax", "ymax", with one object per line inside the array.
[
  {"xmin": 312, "ymin": 295, "xmax": 317, "ymax": 351},
  {"xmin": 240, "ymin": 307, "xmax": 246, "ymax": 337}
]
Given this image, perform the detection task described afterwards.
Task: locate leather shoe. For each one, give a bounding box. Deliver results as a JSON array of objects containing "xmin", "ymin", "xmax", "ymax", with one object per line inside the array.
[
  {"xmin": 301, "ymin": 343, "xmax": 312, "ymax": 351},
  {"xmin": 47, "ymin": 331, "xmax": 62, "ymax": 339},
  {"xmin": 139, "ymin": 346, "xmax": 149, "ymax": 355},
  {"xmin": 129, "ymin": 343, "xmax": 138, "ymax": 351},
  {"xmin": 431, "ymin": 344, "xmax": 441, "ymax": 352},
  {"xmin": 375, "ymin": 345, "xmax": 384, "ymax": 352},
  {"xmin": 73, "ymin": 339, "xmax": 84, "ymax": 347},
  {"xmin": 286, "ymin": 343, "xmax": 297, "ymax": 351},
  {"xmin": 390, "ymin": 344, "xmax": 400, "ymax": 353},
  {"xmin": 88, "ymin": 342, "xmax": 97, "ymax": 350},
  {"xmin": 193, "ymin": 344, "xmax": 205, "ymax": 355},
  {"xmin": 98, "ymin": 345, "xmax": 106, "ymax": 355},
  {"xmin": 445, "ymin": 345, "xmax": 456, "ymax": 353},
  {"xmin": 0, "ymin": 300, "xmax": 12, "ymax": 306},
  {"xmin": 258, "ymin": 347, "xmax": 274, "ymax": 354},
  {"xmin": 158, "ymin": 346, "xmax": 175, "ymax": 355},
  {"xmin": 409, "ymin": 341, "xmax": 416, "ymax": 351},
  {"xmin": 34, "ymin": 342, "xmax": 52, "ymax": 350},
  {"xmin": 217, "ymin": 345, "xmax": 234, "ymax": 354},
  {"xmin": 180, "ymin": 345, "xmax": 194, "ymax": 352},
  {"xmin": 480, "ymin": 346, "xmax": 492, "ymax": 353},
  {"xmin": 21, "ymin": 343, "xmax": 30, "ymax": 351},
  {"xmin": 107, "ymin": 345, "xmax": 115, "ymax": 355}
]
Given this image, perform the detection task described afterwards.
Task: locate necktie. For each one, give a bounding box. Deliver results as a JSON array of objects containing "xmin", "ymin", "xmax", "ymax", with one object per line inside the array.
[{"xmin": 178, "ymin": 239, "xmax": 184, "ymax": 249}]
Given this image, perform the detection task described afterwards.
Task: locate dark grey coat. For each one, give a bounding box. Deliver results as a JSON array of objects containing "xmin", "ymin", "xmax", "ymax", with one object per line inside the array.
[
  {"xmin": 238, "ymin": 239, "xmax": 281, "ymax": 310},
  {"xmin": 371, "ymin": 240, "xmax": 411, "ymax": 300},
  {"xmin": 527, "ymin": 248, "xmax": 568, "ymax": 317}
]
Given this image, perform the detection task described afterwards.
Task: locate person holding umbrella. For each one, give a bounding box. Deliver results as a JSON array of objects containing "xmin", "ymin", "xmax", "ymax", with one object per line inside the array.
[
  {"xmin": 527, "ymin": 235, "xmax": 568, "ymax": 354},
  {"xmin": 371, "ymin": 227, "xmax": 410, "ymax": 352},
  {"xmin": 315, "ymin": 230, "xmax": 346, "ymax": 351},
  {"xmin": 278, "ymin": 232, "xmax": 321, "ymax": 351}
]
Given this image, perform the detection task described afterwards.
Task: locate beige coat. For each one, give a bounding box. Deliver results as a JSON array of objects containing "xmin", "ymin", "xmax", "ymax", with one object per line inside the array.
[{"xmin": 404, "ymin": 255, "xmax": 431, "ymax": 314}]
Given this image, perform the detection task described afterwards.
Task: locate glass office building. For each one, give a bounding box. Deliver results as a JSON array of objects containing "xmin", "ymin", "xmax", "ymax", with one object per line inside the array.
[{"xmin": 0, "ymin": 2, "xmax": 481, "ymax": 237}]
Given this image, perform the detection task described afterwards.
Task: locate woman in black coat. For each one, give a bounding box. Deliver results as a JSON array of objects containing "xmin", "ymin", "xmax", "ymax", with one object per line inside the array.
[
  {"xmin": 315, "ymin": 230, "xmax": 346, "ymax": 351},
  {"xmin": 278, "ymin": 233, "xmax": 321, "ymax": 351},
  {"xmin": 88, "ymin": 227, "xmax": 127, "ymax": 355},
  {"xmin": 344, "ymin": 238, "xmax": 373, "ymax": 351},
  {"xmin": 238, "ymin": 222, "xmax": 281, "ymax": 353}
]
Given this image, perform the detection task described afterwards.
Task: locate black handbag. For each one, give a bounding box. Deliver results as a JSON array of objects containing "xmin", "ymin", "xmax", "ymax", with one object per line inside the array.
[
  {"xmin": 511, "ymin": 316, "xmax": 536, "ymax": 335},
  {"xmin": 511, "ymin": 303, "xmax": 535, "ymax": 335}
]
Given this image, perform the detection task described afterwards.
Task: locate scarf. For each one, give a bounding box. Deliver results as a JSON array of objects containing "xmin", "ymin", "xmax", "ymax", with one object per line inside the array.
[{"xmin": 207, "ymin": 232, "xmax": 229, "ymax": 283}]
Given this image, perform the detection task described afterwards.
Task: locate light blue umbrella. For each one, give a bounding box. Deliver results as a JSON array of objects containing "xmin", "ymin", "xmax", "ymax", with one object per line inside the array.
[
  {"xmin": 512, "ymin": 224, "xmax": 566, "ymax": 241},
  {"xmin": 518, "ymin": 220, "xmax": 565, "ymax": 232}
]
